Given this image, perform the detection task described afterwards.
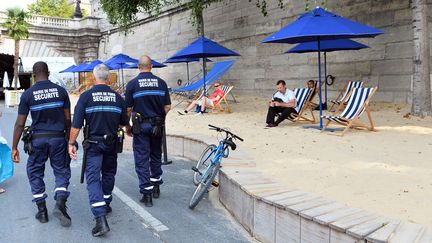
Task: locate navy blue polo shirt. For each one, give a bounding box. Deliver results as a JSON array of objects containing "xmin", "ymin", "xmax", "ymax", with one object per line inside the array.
[
  {"xmin": 18, "ymin": 80, "xmax": 70, "ymax": 132},
  {"xmin": 125, "ymin": 72, "xmax": 171, "ymax": 118},
  {"xmin": 72, "ymin": 84, "xmax": 129, "ymax": 136}
]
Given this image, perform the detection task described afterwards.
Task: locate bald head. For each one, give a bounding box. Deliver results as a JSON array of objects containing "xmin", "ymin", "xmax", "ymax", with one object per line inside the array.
[{"xmin": 138, "ymin": 55, "xmax": 152, "ymax": 72}]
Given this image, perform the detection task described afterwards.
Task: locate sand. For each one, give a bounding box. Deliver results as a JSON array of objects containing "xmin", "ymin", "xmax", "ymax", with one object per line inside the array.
[
  {"xmin": 167, "ymin": 95, "xmax": 432, "ymax": 228},
  {"xmin": 70, "ymin": 93, "xmax": 432, "ymax": 228}
]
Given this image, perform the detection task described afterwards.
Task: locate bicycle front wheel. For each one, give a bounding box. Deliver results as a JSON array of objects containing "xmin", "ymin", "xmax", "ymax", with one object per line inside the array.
[
  {"xmin": 189, "ymin": 163, "xmax": 220, "ymax": 210},
  {"xmin": 193, "ymin": 144, "xmax": 217, "ymax": 186}
]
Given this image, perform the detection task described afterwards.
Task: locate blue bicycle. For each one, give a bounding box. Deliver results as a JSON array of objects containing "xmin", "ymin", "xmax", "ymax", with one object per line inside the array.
[{"xmin": 189, "ymin": 124, "xmax": 243, "ymax": 209}]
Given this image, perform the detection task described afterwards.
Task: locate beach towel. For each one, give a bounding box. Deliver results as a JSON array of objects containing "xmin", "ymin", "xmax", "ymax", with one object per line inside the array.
[{"xmin": 0, "ymin": 129, "xmax": 13, "ymax": 183}]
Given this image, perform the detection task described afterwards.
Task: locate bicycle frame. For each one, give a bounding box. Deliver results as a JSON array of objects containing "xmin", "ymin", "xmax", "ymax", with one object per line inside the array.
[{"xmin": 197, "ymin": 140, "xmax": 226, "ymax": 184}]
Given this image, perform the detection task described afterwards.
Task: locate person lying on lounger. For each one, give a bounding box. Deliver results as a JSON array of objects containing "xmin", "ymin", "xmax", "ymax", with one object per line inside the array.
[
  {"xmin": 178, "ymin": 82, "xmax": 225, "ymax": 115},
  {"xmin": 265, "ymin": 80, "xmax": 298, "ymax": 128}
]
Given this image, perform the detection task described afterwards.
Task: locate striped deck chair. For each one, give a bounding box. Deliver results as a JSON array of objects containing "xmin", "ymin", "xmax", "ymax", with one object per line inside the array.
[
  {"xmin": 321, "ymin": 87, "xmax": 378, "ymax": 136},
  {"xmin": 329, "ymin": 81, "xmax": 363, "ymax": 111},
  {"xmin": 291, "ymin": 87, "xmax": 316, "ymax": 123},
  {"xmin": 211, "ymin": 85, "xmax": 234, "ymax": 113}
]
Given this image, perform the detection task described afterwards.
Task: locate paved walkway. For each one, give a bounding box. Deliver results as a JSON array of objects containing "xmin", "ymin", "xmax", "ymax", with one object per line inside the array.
[{"xmin": 0, "ymin": 107, "xmax": 252, "ymax": 242}]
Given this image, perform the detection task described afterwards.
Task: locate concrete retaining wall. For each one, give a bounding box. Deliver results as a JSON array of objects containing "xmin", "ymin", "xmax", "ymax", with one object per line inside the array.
[
  {"xmin": 166, "ymin": 132, "xmax": 432, "ymax": 243},
  {"xmin": 92, "ymin": 0, "xmax": 432, "ymax": 104}
]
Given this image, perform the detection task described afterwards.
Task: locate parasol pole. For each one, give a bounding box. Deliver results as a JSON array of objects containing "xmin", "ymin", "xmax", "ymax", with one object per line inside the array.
[
  {"xmin": 121, "ymin": 64, "xmax": 125, "ymax": 91},
  {"xmin": 318, "ymin": 37, "xmax": 323, "ymax": 128},
  {"xmin": 202, "ymin": 57, "xmax": 207, "ymax": 95},
  {"xmin": 186, "ymin": 62, "xmax": 190, "ymax": 81},
  {"xmin": 324, "ymin": 51, "xmax": 328, "ymax": 107}
]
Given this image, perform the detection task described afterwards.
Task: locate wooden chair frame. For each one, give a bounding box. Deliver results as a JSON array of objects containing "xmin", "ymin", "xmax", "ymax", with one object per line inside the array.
[
  {"xmin": 68, "ymin": 83, "xmax": 84, "ymax": 94},
  {"xmin": 322, "ymin": 87, "xmax": 378, "ymax": 136},
  {"xmin": 210, "ymin": 85, "xmax": 234, "ymax": 113},
  {"xmin": 290, "ymin": 87, "xmax": 316, "ymax": 124},
  {"xmin": 329, "ymin": 81, "xmax": 364, "ymax": 111}
]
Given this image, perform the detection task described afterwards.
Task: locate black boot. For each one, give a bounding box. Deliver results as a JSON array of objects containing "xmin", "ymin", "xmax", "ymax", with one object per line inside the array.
[
  {"xmin": 140, "ymin": 194, "xmax": 153, "ymax": 207},
  {"xmin": 53, "ymin": 198, "xmax": 71, "ymax": 227},
  {"xmin": 35, "ymin": 201, "xmax": 49, "ymax": 223},
  {"xmin": 92, "ymin": 216, "xmax": 110, "ymax": 237},
  {"xmin": 106, "ymin": 203, "xmax": 112, "ymax": 214},
  {"xmin": 152, "ymin": 185, "xmax": 160, "ymax": 199}
]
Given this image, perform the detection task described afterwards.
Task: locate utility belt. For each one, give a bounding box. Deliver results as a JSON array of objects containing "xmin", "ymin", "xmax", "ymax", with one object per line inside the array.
[
  {"xmin": 83, "ymin": 129, "xmax": 124, "ymax": 153},
  {"xmin": 132, "ymin": 112, "xmax": 164, "ymax": 137},
  {"xmin": 21, "ymin": 127, "xmax": 66, "ymax": 155}
]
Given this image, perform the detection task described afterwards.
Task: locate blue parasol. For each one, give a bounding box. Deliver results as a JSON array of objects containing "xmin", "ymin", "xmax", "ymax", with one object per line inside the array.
[
  {"xmin": 262, "ymin": 7, "xmax": 383, "ymax": 129},
  {"xmin": 167, "ymin": 37, "xmax": 240, "ymax": 94},
  {"xmin": 164, "ymin": 57, "xmax": 212, "ymax": 81},
  {"xmin": 287, "ymin": 39, "xmax": 369, "ymax": 104},
  {"xmin": 104, "ymin": 54, "xmax": 138, "ymax": 90},
  {"xmin": 122, "ymin": 60, "xmax": 167, "ymax": 69}
]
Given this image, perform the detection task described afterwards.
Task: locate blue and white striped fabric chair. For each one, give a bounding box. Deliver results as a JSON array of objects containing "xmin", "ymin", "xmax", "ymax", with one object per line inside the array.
[
  {"xmin": 329, "ymin": 81, "xmax": 364, "ymax": 111},
  {"xmin": 321, "ymin": 87, "xmax": 378, "ymax": 136},
  {"xmin": 290, "ymin": 87, "xmax": 316, "ymax": 123}
]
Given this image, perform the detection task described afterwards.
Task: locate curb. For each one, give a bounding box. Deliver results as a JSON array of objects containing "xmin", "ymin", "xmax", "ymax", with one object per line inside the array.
[{"xmin": 166, "ymin": 132, "xmax": 432, "ymax": 243}]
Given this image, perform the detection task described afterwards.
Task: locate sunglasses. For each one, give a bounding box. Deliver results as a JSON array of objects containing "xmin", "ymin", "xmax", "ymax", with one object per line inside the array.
[{"xmin": 214, "ymin": 84, "xmax": 220, "ymax": 87}]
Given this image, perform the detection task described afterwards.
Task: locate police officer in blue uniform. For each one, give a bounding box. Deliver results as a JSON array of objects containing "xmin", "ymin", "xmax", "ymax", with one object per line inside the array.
[
  {"xmin": 125, "ymin": 55, "xmax": 171, "ymax": 207},
  {"xmin": 68, "ymin": 64, "xmax": 129, "ymax": 237},
  {"xmin": 12, "ymin": 61, "xmax": 72, "ymax": 227}
]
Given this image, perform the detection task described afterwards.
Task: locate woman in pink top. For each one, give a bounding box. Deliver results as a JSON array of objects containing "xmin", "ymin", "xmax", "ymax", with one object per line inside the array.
[{"xmin": 178, "ymin": 82, "xmax": 225, "ymax": 115}]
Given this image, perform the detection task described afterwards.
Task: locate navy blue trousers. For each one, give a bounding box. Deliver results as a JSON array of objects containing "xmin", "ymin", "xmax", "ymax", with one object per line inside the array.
[
  {"xmin": 133, "ymin": 123, "xmax": 163, "ymax": 195},
  {"xmin": 27, "ymin": 137, "xmax": 71, "ymax": 203},
  {"xmin": 85, "ymin": 142, "xmax": 117, "ymax": 218}
]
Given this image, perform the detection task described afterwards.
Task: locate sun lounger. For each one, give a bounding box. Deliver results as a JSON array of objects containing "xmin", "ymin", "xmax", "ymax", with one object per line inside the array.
[
  {"xmin": 171, "ymin": 60, "xmax": 235, "ymax": 93},
  {"xmin": 172, "ymin": 70, "xmax": 204, "ymax": 99},
  {"xmin": 321, "ymin": 87, "xmax": 378, "ymax": 136},
  {"xmin": 329, "ymin": 81, "xmax": 363, "ymax": 111},
  {"xmin": 171, "ymin": 60, "xmax": 235, "ymax": 108}
]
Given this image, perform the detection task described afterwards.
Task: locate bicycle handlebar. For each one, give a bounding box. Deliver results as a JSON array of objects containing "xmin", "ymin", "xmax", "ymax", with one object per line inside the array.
[{"xmin": 208, "ymin": 124, "xmax": 244, "ymax": 142}]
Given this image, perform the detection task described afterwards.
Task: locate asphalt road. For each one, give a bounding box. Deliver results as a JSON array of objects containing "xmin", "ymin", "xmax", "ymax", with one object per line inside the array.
[{"xmin": 0, "ymin": 106, "xmax": 253, "ymax": 243}]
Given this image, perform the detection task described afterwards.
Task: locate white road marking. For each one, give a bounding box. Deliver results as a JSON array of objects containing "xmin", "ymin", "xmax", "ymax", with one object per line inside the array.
[{"xmin": 112, "ymin": 186, "xmax": 169, "ymax": 232}]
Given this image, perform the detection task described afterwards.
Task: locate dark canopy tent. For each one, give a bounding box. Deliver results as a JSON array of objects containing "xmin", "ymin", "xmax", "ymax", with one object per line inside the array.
[
  {"xmin": 0, "ymin": 54, "xmax": 31, "ymax": 94},
  {"xmin": 0, "ymin": 54, "xmax": 14, "ymax": 90}
]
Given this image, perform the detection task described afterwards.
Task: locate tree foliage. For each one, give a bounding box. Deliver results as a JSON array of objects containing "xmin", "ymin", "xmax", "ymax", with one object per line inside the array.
[
  {"xmin": 99, "ymin": 0, "xmax": 284, "ymax": 34},
  {"xmin": 1, "ymin": 8, "xmax": 30, "ymax": 41},
  {"xmin": 1, "ymin": 8, "xmax": 30, "ymax": 89},
  {"xmin": 27, "ymin": 0, "xmax": 75, "ymax": 19}
]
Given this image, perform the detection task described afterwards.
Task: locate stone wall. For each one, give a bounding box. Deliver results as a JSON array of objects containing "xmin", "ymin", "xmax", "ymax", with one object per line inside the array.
[
  {"xmin": 94, "ymin": 0, "xmax": 432, "ymax": 104},
  {"xmin": 0, "ymin": 13, "xmax": 101, "ymax": 63}
]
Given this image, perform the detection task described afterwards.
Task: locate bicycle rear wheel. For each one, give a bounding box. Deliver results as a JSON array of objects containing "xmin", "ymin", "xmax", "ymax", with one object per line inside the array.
[
  {"xmin": 193, "ymin": 144, "xmax": 217, "ymax": 186},
  {"xmin": 189, "ymin": 163, "xmax": 220, "ymax": 210}
]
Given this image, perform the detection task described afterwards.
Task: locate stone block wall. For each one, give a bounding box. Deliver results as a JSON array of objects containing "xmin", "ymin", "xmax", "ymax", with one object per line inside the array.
[{"xmin": 94, "ymin": 0, "xmax": 432, "ymax": 104}]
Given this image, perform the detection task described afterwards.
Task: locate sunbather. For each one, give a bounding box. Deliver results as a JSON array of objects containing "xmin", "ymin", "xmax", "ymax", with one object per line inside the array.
[{"xmin": 178, "ymin": 82, "xmax": 225, "ymax": 115}]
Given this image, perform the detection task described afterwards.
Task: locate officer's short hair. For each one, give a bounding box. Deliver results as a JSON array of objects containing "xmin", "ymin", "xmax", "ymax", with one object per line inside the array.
[
  {"xmin": 93, "ymin": 64, "xmax": 109, "ymax": 82},
  {"xmin": 33, "ymin": 62, "xmax": 49, "ymax": 76}
]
